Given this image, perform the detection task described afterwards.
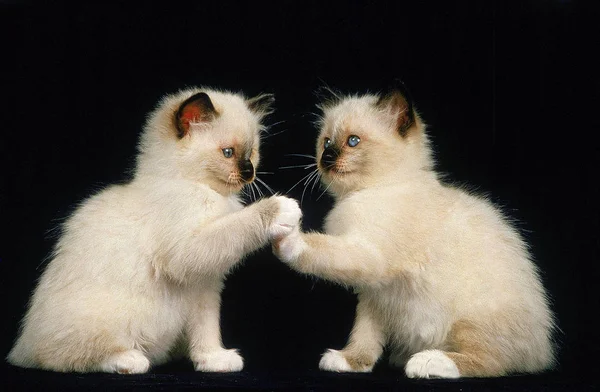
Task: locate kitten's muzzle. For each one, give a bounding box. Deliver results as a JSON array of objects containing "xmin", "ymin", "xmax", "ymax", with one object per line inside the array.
[
  {"xmin": 239, "ymin": 159, "xmax": 255, "ymax": 182},
  {"xmin": 320, "ymin": 147, "xmax": 338, "ymax": 171}
]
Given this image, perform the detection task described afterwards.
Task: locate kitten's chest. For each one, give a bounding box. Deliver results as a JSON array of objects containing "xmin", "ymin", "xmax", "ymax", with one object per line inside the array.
[
  {"xmin": 324, "ymin": 189, "xmax": 398, "ymax": 235},
  {"xmin": 193, "ymin": 194, "xmax": 242, "ymax": 220},
  {"xmin": 157, "ymin": 184, "xmax": 242, "ymax": 223}
]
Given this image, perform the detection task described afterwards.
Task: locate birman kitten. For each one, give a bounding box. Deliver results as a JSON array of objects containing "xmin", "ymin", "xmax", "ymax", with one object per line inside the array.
[
  {"xmin": 8, "ymin": 88, "xmax": 301, "ymax": 373},
  {"xmin": 273, "ymin": 82, "xmax": 555, "ymax": 378}
]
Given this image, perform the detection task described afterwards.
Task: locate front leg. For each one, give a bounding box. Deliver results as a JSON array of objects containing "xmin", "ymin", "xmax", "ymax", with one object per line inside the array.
[
  {"xmin": 273, "ymin": 229, "xmax": 392, "ymax": 287},
  {"xmin": 187, "ymin": 282, "xmax": 243, "ymax": 372},
  {"xmin": 320, "ymin": 295, "xmax": 385, "ymax": 373},
  {"xmin": 162, "ymin": 195, "xmax": 301, "ymax": 282}
]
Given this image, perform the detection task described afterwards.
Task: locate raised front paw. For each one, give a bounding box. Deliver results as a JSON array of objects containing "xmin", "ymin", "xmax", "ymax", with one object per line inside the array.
[
  {"xmin": 268, "ymin": 196, "xmax": 302, "ymax": 239},
  {"xmin": 192, "ymin": 348, "xmax": 244, "ymax": 373},
  {"xmin": 272, "ymin": 226, "xmax": 305, "ymax": 263}
]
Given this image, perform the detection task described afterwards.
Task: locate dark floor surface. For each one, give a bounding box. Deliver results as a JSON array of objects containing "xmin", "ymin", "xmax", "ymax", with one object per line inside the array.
[{"xmin": 3, "ymin": 362, "xmax": 597, "ymax": 392}]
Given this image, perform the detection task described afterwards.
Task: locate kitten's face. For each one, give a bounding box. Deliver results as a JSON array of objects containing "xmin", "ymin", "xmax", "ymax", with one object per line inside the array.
[
  {"xmin": 139, "ymin": 89, "xmax": 273, "ymax": 196},
  {"xmin": 316, "ymin": 85, "xmax": 422, "ymax": 196}
]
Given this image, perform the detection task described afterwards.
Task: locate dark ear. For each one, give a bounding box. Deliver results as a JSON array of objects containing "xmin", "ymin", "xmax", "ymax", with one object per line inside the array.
[
  {"xmin": 376, "ymin": 79, "xmax": 416, "ymax": 137},
  {"xmin": 246, "ymin": 93, "xmax": 275, "ymax": 116},
  {"xmin": 174, "ymin": 92, "xmax": 218, "ymax": 138}
]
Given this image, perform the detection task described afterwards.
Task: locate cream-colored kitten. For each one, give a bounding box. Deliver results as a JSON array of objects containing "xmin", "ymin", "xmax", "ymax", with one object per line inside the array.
[
  {"xmin": 274, "ymin": 82, "xmax": 555, "ymax": 378},
  {"xmin": 8, "ymin": 88, "xmax": 301, "ymax": 373}
]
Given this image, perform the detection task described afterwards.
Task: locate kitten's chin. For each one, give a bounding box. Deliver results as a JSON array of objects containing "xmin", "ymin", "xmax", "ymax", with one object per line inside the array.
[
  {"xmin": 224, "ymin": 181, "xmax": 246, "ymax": 195},
  {"xmin": 321, "ymin": 168, "xmax": 354, "ymax": 184},
  {"xmin": 321, "ymin": 171, "xmax": 363, "ymax": 197},
  {"xmin": 320, "ymin": 164, "xmax": 354, "ymax": 176},
  {"xmin": 332, "ymin": 168, "xmax": 353, "ymax": 175},
  {"xmin": 204, "ymin": 178, "xmax": 246, "ymax": 196},
  {"xmin": 226, "ymin": 179, "xmax": 258, "ymax": 195}
]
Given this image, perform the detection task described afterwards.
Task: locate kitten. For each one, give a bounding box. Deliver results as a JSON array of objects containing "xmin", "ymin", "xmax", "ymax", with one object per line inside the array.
[
  {"xmin": 7, "ymin": 88, "xmax": 301, "ymax": 373},
  {"xmin": 273, "ymin": 81, "xmax": 556, "ymax": 378}
]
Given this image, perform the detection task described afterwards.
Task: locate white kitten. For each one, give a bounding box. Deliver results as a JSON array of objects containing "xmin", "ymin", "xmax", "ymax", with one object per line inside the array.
[
  {"xmin": 7, "ymin": 88, "xmax": 301, "ymax": 373},
  {"xmin": 274, "ymin": 82, "xmax": 556, "ymax": 378}
]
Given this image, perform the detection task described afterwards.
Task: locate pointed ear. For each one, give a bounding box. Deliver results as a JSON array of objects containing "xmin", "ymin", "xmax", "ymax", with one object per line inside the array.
[
  {"xmin": 376, "ymin": 79, "xmax": 416, "ymax": 137},
  {"xmin": 246, "ymin": 93, "xmax": 275, "ymax": 116},
  {"xmin": 174, "ymin": 92, "xmax": 218, "ymax": 138}
]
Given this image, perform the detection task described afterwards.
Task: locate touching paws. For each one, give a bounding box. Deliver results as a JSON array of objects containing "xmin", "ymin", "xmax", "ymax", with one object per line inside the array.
[
  {"xmin": 268, "ymin": 196, "xmax": 302, "ymax": 239},
  {"xmin": 405, "ymin": 350, "xmax": 460, "ymax": 379},
  {"xmin": 193, "ymin": 348, "xmax": 244, "ymax": 373},
  {"xmin": 273, "ymin": 227, "xmax": 305, "ymax": 263}
]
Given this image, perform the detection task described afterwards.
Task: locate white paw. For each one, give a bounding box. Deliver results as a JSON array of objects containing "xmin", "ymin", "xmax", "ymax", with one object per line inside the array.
[
  {"xmin": 100, "ymin": 350, "xmax": 151, "ymax": 374},
  {"xmin": 319, "ymin": 349, "xmax": 353, "ymax": 372},
  {"xmin": 193, "ymin": 349, "xmax": 244, "ymax": 373},
  {"xmin": 269, "ymin": 196, "xmax": 302, "ymax": 239},
  {"xmin": 405, "ymin": 349, "xmax": 460, "ymax": 379},
  {"xmin": 274, "ymin": 227, "xmax": 305, "ymax": 263}
]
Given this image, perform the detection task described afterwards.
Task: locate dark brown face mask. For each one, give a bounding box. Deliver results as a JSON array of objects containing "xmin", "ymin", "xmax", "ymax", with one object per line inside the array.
[
  {"xmin": 320, "ymin": 146, "xmax": 340, "ymax": 172},
  {"xmin": 238, "ymin": 159, "xmax": 254, "ymax": 182}
]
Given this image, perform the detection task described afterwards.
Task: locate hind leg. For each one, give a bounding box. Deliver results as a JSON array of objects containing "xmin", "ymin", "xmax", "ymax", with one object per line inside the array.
[
  {"xmin": 98, "ymin": 349, "xmax": 151, "ymax": 374},
  {"xmin": 405, "ymin": 320, "xmax": 505, "ymax": 378}
]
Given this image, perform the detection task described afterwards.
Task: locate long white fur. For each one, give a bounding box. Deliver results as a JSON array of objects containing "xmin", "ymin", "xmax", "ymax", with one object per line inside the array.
[
  {"xmin": 7, "ymin": 88, "xmax": 301, "ymax": 373},
  {"xmin": 275, "ymin": 93, "xmax": 556, "ymax": 378}
]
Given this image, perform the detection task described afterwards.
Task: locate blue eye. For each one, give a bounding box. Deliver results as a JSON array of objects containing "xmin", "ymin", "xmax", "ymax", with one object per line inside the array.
[
  {"xmin": 222, "ymin": 147, "xmax": 234, "ymax": 158},
  {"xmin": 324, "ymin": 138, "xmax": 332, "ymax": 149},
  {"xmin": 347, "ymin": 135, "xmax": 360, "ymax": 147}
]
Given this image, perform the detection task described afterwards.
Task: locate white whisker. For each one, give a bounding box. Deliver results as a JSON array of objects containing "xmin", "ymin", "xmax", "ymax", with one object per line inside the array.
[
  {"xmin": 247, "ymin": 182, "xmax": 257, "ymax": 202},
  {"xmin": 265, "ymin": 120, "xmax": 286, "ymax": 130},
  {"xmin": 301, "ymin": 169, "xmax": 320, "ymax": 205},
  {"xmin": 303, "ymin": 169, "xmax": 320, "ymax": 187},
  {"xmin": 311, "ymin": 171, "xmax": 322, "ymax": 193},
  {"xmin": 255, "ymin": 177, "xmax": 275, "ymax": 195},
  {"xmin": 287, "ymin": 170, "xmax": 319, "ymax": 194},
  {"xmin": 285, "ymin": 154, "xmax": 316, "ymax": 159},
  {"xmin": 264, "ymin": 129, "xmax": 289, "ymax": 138},
  {"xmin": 239, "ymin": 183, "xmax": 249, "ymax": 200},
  {"xmin": 252, "ymin": 181, "xmax": 264, "ymax": 199},
  {"xmin": 317, "ymin": 176, "xmax": 334, "ymax": 201},
  {"xmin": 279, "ymin": 163, "xmax": 317, "ymax": 170},
  {"xmin": 252, "ymin": 182, "xmax": 259, "ymax": 201}
]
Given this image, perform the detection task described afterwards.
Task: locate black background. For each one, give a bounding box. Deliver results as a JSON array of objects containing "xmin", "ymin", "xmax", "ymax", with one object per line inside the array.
[{"xmin": 1, "ymin": 1, "xmax": 598, "ymax": 390}]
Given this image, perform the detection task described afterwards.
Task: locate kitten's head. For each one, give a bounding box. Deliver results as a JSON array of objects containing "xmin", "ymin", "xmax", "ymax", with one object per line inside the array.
[
  {"xmin": 316, "ymin": 81, "xmax": 432, "ymax": 197},
  {"xmin": 137, "ymin": 88, "xmax": 273, "ymax": 195}
]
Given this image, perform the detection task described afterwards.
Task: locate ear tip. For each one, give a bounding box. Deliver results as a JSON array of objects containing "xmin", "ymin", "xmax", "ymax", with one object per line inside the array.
[
  {"xmin": 377, "ymin": 78, "xmax": 414, "ymax": 106},
  {"xmin": 188, "ymin": 91, "xmax": 210, "ymax": 100},
  {"xmin": 260, "ymin": 93, "xmax": 276, "ymax": 108},
  {"xmin": 382, "ymin": 78, "xmax": 411, "ymax": 94},
  {"xmin": 179, "ymin": 91, "xmax": 215, "ymax": 111},
  {"xmin": 247, "ymin": 93, "xmax": 276, "ymax": 114}
]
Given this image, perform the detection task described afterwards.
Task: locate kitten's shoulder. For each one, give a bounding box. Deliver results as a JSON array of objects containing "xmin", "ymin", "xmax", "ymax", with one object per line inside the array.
[
  {"xmin": 70, "ymin": 183, "xmax": 132, "ymax": 215},
  {"xmin": 340, "ymin": 180, "xmax": 440, "ymax": 206},
  {"xmin": 72, "ymin": 177, "xmax": 238, "ymax": 224}
]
